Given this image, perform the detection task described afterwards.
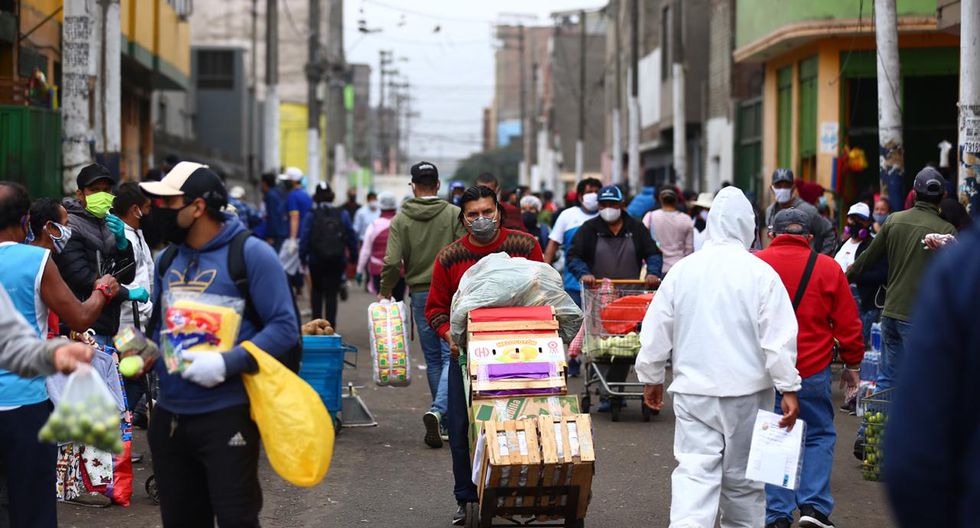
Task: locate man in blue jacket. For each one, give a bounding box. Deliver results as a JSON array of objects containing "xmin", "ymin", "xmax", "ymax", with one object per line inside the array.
[
  {"xmin": 141, "ymin": 162, "xmax": 299, "ymax": 527},
  {"xmin": 884, "ymin": 228, "xmax": 978, "ymax": 528}
]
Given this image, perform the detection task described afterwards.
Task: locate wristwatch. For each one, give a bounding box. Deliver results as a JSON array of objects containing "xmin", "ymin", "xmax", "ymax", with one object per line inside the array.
[{"xmin": 96, "ymin": 283, "xmax": 115, "ymax": 300}]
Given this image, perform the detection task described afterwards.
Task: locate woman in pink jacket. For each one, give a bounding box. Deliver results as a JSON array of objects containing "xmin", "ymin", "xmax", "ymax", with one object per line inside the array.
[{"xmin": 356, "ymin": 192, "xmax": 405, "ymax": 300}]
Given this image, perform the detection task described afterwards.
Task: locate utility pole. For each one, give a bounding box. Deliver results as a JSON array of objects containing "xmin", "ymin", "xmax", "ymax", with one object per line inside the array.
[
  {"xmin": 671, "ymin": 1, "xmax": 686, "ymax": 189},
  {"xmin": 264, "ymin": 0, "xmax": 280, "ymax": 174},
  {"xmin": 518, "ymin": 25, "xmax": 529, "ymax": 187},
  {"xmin": 94, "ymin": 0, "xmax": 121, "ymax": 178},
  {"xmin": 627, "ymin": 0, "xmax": 641, "ymax": 192},
  {"xmin": 575, "ymin": 10, "xmax": 586, "ymax": 182},
  {"xmin": 325, "ymin": 0, "xmax": 346, "ymax": 188},
  {"xmin": 306, "ymin": 0, "xmax": 322, "ymax": 193},
  {"xmin": 378, "ymin": 50, "xmax": 392, "ymax": 174},
  {"xmin": 874, "ymin": 0, "xmax": 903, "ymax": 211},
  {"xmin": 248, "ymin": 0, "xmax": 258, "ymax": 184},
  {"xmin": 958, "ymin": 0, "xmax": 980, "ymax": 217},
  {"xmin": 611, "ymin": 0, "xmax": 623, "ymax": 185},
  {"xmin": 62, "ymin": 0, "xmax": 95, "ymax": 191}
]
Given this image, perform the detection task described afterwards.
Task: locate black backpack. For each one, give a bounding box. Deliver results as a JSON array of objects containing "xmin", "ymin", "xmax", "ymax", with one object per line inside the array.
[
  {"xmin": 149, "ymin": 230, "xmax": 303, "ymax": 373},
  {"xmin": 310, "ymin": 207, "xmax": 347, "ymax": 263}
]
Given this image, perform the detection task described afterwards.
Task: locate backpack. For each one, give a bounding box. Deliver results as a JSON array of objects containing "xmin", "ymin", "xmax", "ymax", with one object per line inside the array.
[
  {"xmin": 310, "ymin": 207, "xmax": 347, "ymax": 263},
  {"xmin": 149, "ymin": 230, "xmax": 303, "ymax": 373}
]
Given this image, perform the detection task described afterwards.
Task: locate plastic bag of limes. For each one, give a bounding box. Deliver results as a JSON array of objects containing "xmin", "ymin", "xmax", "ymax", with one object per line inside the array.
[{"xmin": 38, "ymin": 365, "xmax": 123, "ymax": 453}]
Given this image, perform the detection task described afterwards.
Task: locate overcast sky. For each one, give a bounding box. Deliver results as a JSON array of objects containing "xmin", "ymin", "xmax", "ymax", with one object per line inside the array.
[{"xmin": 344, "ymin": 0, "xmax": 607, "ymax": 163}]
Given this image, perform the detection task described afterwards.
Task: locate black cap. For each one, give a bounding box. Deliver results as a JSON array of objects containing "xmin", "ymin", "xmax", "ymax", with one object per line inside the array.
[
  {"xmin": 76, "ymin": 163, "xmax": 117, "ymax": 189},
  {"xmin": 771, "ymin": 208, "xmax": 811, "ymax": 235},
  {"xmin": 410, "ymin": 161, "xmax": 439, "ymax": 185},
  {"xmin": 913, "ymin": 167, "xmax": 945, "ymax": 198},
  {"xmin": 139, "ymin": 161, "xmax": 228, "ymax": 210},
  {"xmin": 772, "ymin": 168, "xmax": 794, "ymax": 186}
]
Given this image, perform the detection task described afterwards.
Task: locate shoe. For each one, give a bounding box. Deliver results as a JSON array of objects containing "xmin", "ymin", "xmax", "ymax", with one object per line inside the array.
[
  {"xmin": 66, "ymin": 493, "xmax": 112, "ymax": 508},
  {"xmin": 132, "ymin": 412, "xmax": 148, "ymax": 430},
  {"xmin": 440, "ymin": 425, "xmax": 450, "ymax": 442},
  {"xmin": 339, "ymin": 282, "xmax": 349, "ymax": 301},
  {"xmin": 853, "ymin": 435, "xmax": 865, "ymax": 461},
  {"xmin": 765, "ymin": 518, "xmax": 792, "ymax": 528},
  {"xmin": 597, "ymin": 398, "xmax": 627, "ymax": 412},
  {"xmin": 567, "ymin": 357, "xmax": 581, "ymax": 377},
  {"xmin": 799, "ymin": 505, "xmax": 836, "ymax": 528},
  {"xmin": 452, "ymin": 502, "xmax": 467, "ymax": 526},
  {"xmin": 423, "ymin": 411, "xmax": 443, "ymax": 448},
  {"xmin": 131, "ymin": 452, "xmax": 144, "ymax": 464}
]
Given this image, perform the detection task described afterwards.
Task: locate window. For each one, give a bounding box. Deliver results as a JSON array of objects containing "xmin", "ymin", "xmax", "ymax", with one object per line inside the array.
[
  {"xmin": 18, "ymin": 47, "xmax": 47, "ymax": 78},
  {"xmin": 776, "ymin": 66, "xmax": 792, "ymax": 169},
  {"xmin": 196, "ymin": 50, "xmax": 234, "ymax": 90},
  {"xmin": 798, "ymin": 56, "xmax": 818, "ymax": 160},
  {"xmin": 736, "ymin": 97, "xmax": 762, "ymax": 192}
]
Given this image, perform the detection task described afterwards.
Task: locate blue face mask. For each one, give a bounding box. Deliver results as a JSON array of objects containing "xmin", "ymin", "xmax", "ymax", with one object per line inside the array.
[{"xmin": 873, "ymin": 213, "xmax": 888, "ymax": 225}]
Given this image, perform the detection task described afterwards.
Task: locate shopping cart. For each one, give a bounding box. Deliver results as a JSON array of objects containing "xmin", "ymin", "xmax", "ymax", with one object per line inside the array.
[{"xmin": 580, "ymin": 279, "xmax": 657, "ymax": 422}]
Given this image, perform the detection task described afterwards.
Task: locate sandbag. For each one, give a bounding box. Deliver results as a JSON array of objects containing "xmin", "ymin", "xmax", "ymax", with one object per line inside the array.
[{"xmin": 241, "ymin": 341, "xmax": 333, "ymax": 487}]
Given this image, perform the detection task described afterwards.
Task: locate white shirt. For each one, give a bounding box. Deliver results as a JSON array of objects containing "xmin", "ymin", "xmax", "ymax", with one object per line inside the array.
[
  {"xmin": 120, "ymin": 225, "xmax": 154, "ymax": 330},
  {"xmin": 834, "ymin": 238, "xmax": 861, "ymax": 273},
  {"xmin": 548, "ymin": 206, "xmax": 597, "ymax": 246},
  {"xmin": 635, "ymin": 187, "xmax": 802, "ymax": 397}
]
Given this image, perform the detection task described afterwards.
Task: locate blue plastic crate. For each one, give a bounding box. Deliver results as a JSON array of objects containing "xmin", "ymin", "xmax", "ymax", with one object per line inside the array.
[
  {"xmin": 303, "ymin": 334, "xmax": 343, "ymax": 351},
  {"xmin": 300, "ymin": 335, "xmax": 346, "ymax": 414}
]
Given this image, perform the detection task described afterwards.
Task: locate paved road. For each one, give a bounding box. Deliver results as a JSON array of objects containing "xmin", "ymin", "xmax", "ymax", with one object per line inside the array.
[{"xmin": 59, "ymin": 288, "xmax": 895, "ymax": 527}]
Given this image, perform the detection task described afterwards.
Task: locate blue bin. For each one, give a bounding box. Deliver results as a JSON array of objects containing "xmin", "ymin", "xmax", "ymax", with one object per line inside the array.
[{"xmin": 300, "ymin": 335, "xmax": 347, "ymax": 416}]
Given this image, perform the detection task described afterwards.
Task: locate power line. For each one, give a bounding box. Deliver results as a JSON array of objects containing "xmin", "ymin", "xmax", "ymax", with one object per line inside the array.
[{"xmin": 361, "ymin": 0, "xmax": 495, "ymax": 25}]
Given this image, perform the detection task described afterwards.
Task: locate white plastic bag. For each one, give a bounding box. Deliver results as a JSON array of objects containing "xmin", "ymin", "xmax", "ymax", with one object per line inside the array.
[
  {"xmin": 38, "ymin": 365, "xmax": 123, "ymax": 454},
  {"xmin": 450, "ymin": 253, "xmax": 583, "ymax": 346},
  {"xmin": 278, "ymin": 238, "xmax": 300, "ymax": 275},
  {"xmin": 368, "ymin": 300, "xmax": 411, "ymax": 386}
]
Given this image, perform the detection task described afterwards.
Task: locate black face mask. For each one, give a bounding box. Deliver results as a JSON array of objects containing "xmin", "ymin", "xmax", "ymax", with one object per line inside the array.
[
  {"xmin": 150, "ymin": 205, "xmax": 192, "ymax": 246},
  {"xmin": 522, "ymin": 211, "xmax": 538, "ymax": 231}
]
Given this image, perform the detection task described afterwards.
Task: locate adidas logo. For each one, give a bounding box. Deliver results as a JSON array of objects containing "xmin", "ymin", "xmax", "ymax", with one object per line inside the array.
[{"xmin": 228, "ymin": 432, "xmax": 247, "ymax": 447}]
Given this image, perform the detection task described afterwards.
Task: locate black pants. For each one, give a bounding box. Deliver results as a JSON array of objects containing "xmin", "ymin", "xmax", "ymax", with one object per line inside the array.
[
  {"xmin": 372, "ymin": 274, "xmax": 406, "ymax": 302},
  {"xmin": 310, "ymin": 261, "xmax": 343, "ymax": 325},
  {"xmin": 148, "ymin": 404, "xmax": 262, "ymax": 528},
  {"xmin": 124, "ymin": 375, "xmax": 147, "ymax": 414},
  {"xmin": 0, "ymin": 401, "xmax": 56, "ymax": 528}
]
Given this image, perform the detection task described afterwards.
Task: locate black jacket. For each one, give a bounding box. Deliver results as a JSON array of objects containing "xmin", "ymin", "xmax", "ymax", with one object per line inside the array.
[
  {"xmin": 566, "ymin": 213, "xmax": 664, "ymax": 279},
  {"xmin": 837, "ymin": 235, "xmax": 888, "ymax": 312},
  {"xmin": 53, "ymin": 199, "xmax": 136, "ymax": 336}
]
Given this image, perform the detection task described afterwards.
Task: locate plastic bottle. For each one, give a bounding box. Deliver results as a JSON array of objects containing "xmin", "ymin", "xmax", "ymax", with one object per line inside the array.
[
  {"xmin": 860, "ymin": 350, "xmax": 879, "ymax": 383},
  {"xmin": 870, "ymin": 322, "xmax": 882, "ymax": 354}
]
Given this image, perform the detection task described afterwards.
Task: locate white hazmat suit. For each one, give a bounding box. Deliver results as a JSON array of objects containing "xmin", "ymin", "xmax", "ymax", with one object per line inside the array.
[{"xmin": 636, "ymin": 186, "xmax": 802, "ymax": 528}]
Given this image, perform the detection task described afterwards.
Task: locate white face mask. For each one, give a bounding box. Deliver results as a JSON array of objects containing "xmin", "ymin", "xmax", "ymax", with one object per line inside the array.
[
  {"xmin": 772, "ymin": 186, "xmax": 793, "ymax": 204},
  {"xmin": 581, "ymin": 193, "xmax": 599, "ymax": 212},
  {"xmin": 368, "ymin": 201, "xmax": 379, "ymax": 211},
  {"xmin": 599, "ymin": 208, "xmax": 621, "ymax": 223}
]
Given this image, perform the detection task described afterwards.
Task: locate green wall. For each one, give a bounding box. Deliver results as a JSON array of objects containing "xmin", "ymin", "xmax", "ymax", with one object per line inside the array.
[
  {"xmin": 0, "ymin": 106, "xmax": 63, "ymax": 198},
  {"xmin": 736, "ymin": 0, "xmax": 937, "ymax": 49}
]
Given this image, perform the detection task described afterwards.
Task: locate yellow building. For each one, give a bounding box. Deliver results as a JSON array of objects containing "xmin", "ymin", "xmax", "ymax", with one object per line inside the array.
[
  {"xmin": 734, "ymin": 0, "xmax": 960, "ymax": 209},
  {"xmin": 279, "ymin": 101, "xmax": 327, "ymax": 179}
]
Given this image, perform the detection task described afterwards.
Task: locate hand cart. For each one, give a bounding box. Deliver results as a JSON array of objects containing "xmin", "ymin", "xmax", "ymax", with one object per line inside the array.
[{"xmin": 580, "ymin": 279, "xmax": 657, "ymax": 422}]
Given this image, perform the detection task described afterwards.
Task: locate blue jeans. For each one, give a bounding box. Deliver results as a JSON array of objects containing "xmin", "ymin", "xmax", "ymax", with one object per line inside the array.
[
  {"xmin": 850, "ymin": 285, "xmax": 881, "ymax": 346},
  {"xmin": 766, "ymin": 367, "xmax": 836, "ymax": 522},
  {"xmin": 447, "ymin": 356, "xmax": 479, "ymax": 503},
  {"xmin": 410, "ymin": 292, "xmax": 449, "ymax": 415},
  {"xmin": 876, "ymin": 316, "xmax": 912, "ymax": 393}
]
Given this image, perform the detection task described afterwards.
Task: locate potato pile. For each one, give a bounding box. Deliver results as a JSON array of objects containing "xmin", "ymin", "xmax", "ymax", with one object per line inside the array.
[
  {"xmin": 302, "ymin": 318, "xmax": 335, "ymax": 336},
  {"xmin": 38, "ymin": 397, "xmax": 123, "ymax": 453}
]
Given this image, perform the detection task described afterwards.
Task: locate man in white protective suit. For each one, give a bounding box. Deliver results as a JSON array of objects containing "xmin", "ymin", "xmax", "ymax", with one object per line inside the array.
[{"xmin": 635, "ymin": 186, "xmax": 802, "ymax": 528}]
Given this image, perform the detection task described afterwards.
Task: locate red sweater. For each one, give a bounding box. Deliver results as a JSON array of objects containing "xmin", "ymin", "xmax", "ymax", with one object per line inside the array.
[
  {"xmin": 425, "ymin": 228, "xmax": 544, "ymax": 337},
  {"xmin": 757, "ymin": 235, "xmax": 864, "ymax": 378}
]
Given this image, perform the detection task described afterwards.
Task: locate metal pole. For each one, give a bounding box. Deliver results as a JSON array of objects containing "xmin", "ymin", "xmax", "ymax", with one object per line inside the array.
[
  {"xmin": 611, "ymin": 0, "xmax": 623, "ymax": 185},
  {"xmin": 671, "ymin": 2, "xmax": 686, "ymax": 189},
  {"xmin": 306, "ymin": 0, "xmax": 321, "ymax": 192},
  {"xmin": 248, "ymin": 0, "xmax": 257, "ymax": 184},
  {"xmin": 519, "ymin": 25, "xmax": 529, "ymax": 186},
  {"xmin": 264, "ymin": 0, "xmax": 280, "ymax": 174},
  {"xmin": 627, "ymin": 0, "xmax": 641, "ymax": 193},
  {"xmin": 874, "ymin": 0, "xmax": 904, "ymax": 211},
  {"xmin": 378, "ymin": 50, "xmax": 388, "ymax": 174},
  {"xmin": 958, "ymin": 0, "xmax": 980, "ymax": 217},
  {"xmin": 575, "ymin": 10, "xmax": 586, "ymax": 182}
]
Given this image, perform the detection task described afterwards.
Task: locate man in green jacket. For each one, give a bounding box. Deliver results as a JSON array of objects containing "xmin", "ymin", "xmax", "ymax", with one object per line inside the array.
[
  {"xmin": 380, "ymin": 161, "xmax": 466, "ymax": 448},
  {"xmin": 847, "ymin": 167, "xmax": 957, "ymax": 394}
]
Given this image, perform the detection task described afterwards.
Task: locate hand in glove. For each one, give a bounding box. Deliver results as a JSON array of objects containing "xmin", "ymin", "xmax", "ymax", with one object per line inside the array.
[
  {"xmin": 180, "ymin": 351, "xmax": 226, "ymax": 388},
  {"xmin": 355, "ymin": 272, "xmax": 364, "ymax": 286},
  {"xmin": 127, "ymin": 286, "xmax": 149, "ymax": 303},
  {"xmin": 105, "ymin": 214, "xmax": 129, "ymax": 250}
]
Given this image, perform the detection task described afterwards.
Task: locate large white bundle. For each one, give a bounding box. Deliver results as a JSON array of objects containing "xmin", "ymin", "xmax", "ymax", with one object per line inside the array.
[{"xmin": 450, "ymin": 253, "xmax": 583, "ymax": 346}]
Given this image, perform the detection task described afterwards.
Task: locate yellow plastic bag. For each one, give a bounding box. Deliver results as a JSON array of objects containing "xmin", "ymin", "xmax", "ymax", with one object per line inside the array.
[{"xmin": 241, "ymin": 341, "xmax": 334, "ymax": 487}]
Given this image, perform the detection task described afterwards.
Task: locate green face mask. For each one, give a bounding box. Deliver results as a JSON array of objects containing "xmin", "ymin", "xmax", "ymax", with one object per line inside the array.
[{"xmin": 84, "ymin": 191, "xmax": 115, "ymax": 219}]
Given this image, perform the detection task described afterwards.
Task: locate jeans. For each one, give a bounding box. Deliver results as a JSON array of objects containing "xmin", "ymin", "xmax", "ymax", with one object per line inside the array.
[
  {"xmin": 410, "ymin": 291, "xmax": 449, "ymax": 415},
  {"xmin": 310, "ymin": 261, "xmax": 343, "ymax": 326},
  {"xmin": 766, "ymin": 367, "xmax": 836, "ymax": 522},
  {"xmin": 149, "ymin": 404, "xmax": 262, "ymax": 527},
  {"xmin": 850, "ymin": 285, "xmax": 881, "ymax": 346},
  {"xmin": 876, "ymin": 316, "xmax": 913, "ymax": 392},
  {"xmin": 447, "ymin": 356, "xmax": 479, "ymax": 503},
  {"xmin": 0, "ymin": 401, "xmax": 57, "ymax": 528}
]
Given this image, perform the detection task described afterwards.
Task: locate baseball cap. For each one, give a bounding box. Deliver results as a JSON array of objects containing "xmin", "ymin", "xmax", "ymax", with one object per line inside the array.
[
  {"xmin": 76, "ymin": 163, "xmax": 117, "ymax": 189},
  {"xmin": 771, "ymin": 208, "xmax": 811, "ymax": 235},
  {"xmin": 913, "ymin": 167, "xmax": 945, "ymax": 197},
  {"xmin": 449, "ymin": 181, "xmax": 466, "ymax": 191},
  {"xmin": 278, "ymin": 167, "xmax": 303, "ymax": 182},
  {"xmin": 378, "ymin": 191, "xmax": 398, "ymax": 210},
  {"xmin": 410, "ymin": 161, "xmax": 439, "ymax": 184},
  {"xmin": 139, "ymin": 162, "xmax": 228, "ymax": 209},
  {"xmin": 772, "ymin": 168, "xmax": 795, "ymax": 186},
  {"xmin": 597, "ymin": 185, "xmax": 623, "ymax": 203},
  {"xmin": 846, "ymin": 202, "xmax": 871, "ymax": 220}
]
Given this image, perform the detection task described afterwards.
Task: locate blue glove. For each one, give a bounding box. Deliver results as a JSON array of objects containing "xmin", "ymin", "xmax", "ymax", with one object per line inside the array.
[
  {"xmin": 355, "ymin": 272, "xmax": 363, "ymax": 285},
  {"xmin": 105, "ymin": 214, "xmax": 129, "ymax": 250},
  {"xmin": 127, "ymin": 286, "xmax": 149, "ymax": 302}
]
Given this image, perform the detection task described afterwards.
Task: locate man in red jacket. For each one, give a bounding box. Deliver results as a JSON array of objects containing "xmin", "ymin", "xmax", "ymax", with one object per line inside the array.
[
  {"xmin": 426, "ymin": 185, "xmax": 543, "ymax": 525},
  {"xmin": 756, "ymin": 209, "xmax": 864, "ymax": 528}
]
